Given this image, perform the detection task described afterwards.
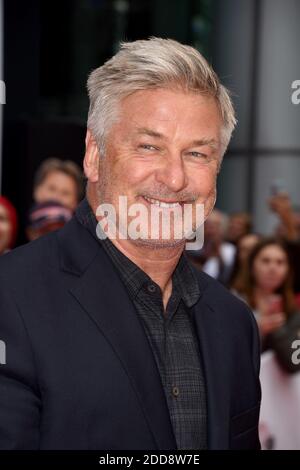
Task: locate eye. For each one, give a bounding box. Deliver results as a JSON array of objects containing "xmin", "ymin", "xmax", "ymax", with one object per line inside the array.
[
  {"xmin": 187, "ymin": 151, "xmax": 208, "ymax": 159},
  {"xmin": 139, "ymin": 144, "xmax": 158, "ymax": 151}
]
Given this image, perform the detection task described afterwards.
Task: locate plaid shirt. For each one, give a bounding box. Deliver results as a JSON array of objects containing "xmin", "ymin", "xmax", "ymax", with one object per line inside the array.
[{"xmin": 75, "ymin": 198, "xmax": 207, "ymax": 450}]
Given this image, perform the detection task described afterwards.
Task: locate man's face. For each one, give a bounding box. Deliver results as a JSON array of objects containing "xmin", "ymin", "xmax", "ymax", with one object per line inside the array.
[
  {"xmin": 34, "ymin": 171, "xmax": 78, "ymax": 211},
  {"xmin": 87, "ymin": 88, "xmax": 223, "ymax": 247},
  {"xmin": 227, "ymin": 215, "xmax": 249, "ymax": 242}
]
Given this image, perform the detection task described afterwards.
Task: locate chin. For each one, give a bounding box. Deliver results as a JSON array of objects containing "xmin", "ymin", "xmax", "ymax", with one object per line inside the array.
[
  {"xmin": 129, "ymin": 236, "xmax": 186, "ymax": 249},
  {"xmin": 262, "ymin": 282, "xmax": 280, "ymax": 293}
]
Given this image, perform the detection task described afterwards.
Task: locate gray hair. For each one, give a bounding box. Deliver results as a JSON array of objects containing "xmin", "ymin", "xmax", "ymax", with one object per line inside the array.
[{"xmin": 87, "ymin": 37, "xmax": 237, "ymax": 157}]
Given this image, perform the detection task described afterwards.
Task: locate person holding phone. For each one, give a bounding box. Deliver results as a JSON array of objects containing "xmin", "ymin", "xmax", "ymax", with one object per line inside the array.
[
  {"xmin": 267, "ymin": 184, "xmax": 300, "ymax": 297},
  {"xmin": 268, "ymin": 181, "xmax": 299, "ymax": 242},
  {"xmin": 232, "ymin": 237, "xmax": 300, "ymax": 373}
]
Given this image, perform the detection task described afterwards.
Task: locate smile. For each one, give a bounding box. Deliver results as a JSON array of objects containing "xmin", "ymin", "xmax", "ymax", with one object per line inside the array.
[{"xmin": 143, "ymin": 196, "xmax": 182, "ymax": 208}]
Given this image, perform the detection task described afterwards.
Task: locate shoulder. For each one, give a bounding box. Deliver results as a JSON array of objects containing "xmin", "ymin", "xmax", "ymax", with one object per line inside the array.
[
  {"xmin": 193, "ymin": 266, "xmax": 244, "ymax": 306},
  {"xmin": 0, "ymin": 230, "xmax": 59, "ymax": 287},
  {"xmin": 0, "ymin": 214, "xmax": 101, "ymax": 295},
  {"xmin": 192, "ymin": 266, "xmax": 257, "ymax": 330},
  {"xmin": 0, "ymin": 214, "xmax": 89, "ymax": 285}
]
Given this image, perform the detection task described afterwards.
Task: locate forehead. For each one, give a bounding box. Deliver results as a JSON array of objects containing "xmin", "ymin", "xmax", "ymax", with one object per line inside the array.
[
  {"xmin": 44, "ymin": 171, "xmax": 74, "ymax": 184},
  {"xmin": 117, "ymin": 88, "xmax": 222, "ymax": 140},
  {"xmin": 258, "ymin": 245, "xmax": 287, "ymax": 258}
]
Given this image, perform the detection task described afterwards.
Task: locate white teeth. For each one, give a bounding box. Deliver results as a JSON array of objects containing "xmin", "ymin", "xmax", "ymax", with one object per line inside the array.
[{"xmin": 143, "ymin": 196, "xmax": 181, "ymax": 208}]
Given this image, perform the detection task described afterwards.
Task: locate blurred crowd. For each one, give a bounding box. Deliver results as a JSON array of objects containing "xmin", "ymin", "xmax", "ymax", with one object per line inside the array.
[
  {"xmin": 1, "ymin": 156, "xmax": 300, "ymax": 449},
  {"xmin": 0, "ymin": 158, "xmax": 84, "ymax": 252},
  {"xmin": 188, "ymin": 198, "xmax": 300, "ymax": 370},
  {"xmin": 186, "ymin": 194, "xmax": 300, "ymax": 449}
]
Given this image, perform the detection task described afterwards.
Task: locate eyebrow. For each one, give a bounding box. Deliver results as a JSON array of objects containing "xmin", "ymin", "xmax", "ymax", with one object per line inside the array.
[
  {"xmin": 135, "ymin": 127, "xmax": 219, "ymax": 149},
  {"xmin": 136, "ymin": 128, "xmax": 164, "ymax": 139},
  {"xmin": 190, "ymin": 138, "xmax": 219, "ymax": 150}
]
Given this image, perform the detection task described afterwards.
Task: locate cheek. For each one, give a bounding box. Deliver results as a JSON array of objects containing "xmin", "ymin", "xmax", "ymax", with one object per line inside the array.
[
  {"xmin": 129, "ymin": 165, "xmax": 152, "ymax": 185},
  {"xmin": 190, "ymin": 168, "xmax": 216, "ymax": 195},
  {"xmin": 65, "ymin": 187, "xmax": 77, "ymax": 202},
  {"xmin": 112, "ymin": 157, "xmax": 151, "ymax": 188},
  {"xmin": 277, "ymin": 265, "xmax": 289, "ymax": 280},
  {"xmin": 0, "ymin": 221, "xmax": 10, "ymax": 235},
  {"xmin": 253, "ymin": 262, "xmax": 265, "ymax": 280}
]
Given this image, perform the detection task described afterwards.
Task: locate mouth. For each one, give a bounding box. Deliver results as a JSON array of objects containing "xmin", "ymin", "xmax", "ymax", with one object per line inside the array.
[{"xmin": 142, "ymin": 196, "xmax": 186, "ymax": 208}]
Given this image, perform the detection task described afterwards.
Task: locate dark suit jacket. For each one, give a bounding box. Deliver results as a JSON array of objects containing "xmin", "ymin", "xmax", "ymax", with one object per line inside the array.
[{"xmin": 0, "ymin": 215, "xmax": 261, "ymax": 450}]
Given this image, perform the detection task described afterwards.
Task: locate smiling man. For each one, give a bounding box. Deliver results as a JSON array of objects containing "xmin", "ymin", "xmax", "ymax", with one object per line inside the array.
[{"xmin": 0, "ymin": 38, "xmax": 261, "ymax": 450}]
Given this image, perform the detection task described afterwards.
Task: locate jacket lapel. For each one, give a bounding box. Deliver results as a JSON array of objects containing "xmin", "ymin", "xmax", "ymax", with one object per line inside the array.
[
  {"xmin": 192, "ymin": 296, "xmax": 231, "ymax": 449},
  {"xmin": 58, "ymin": 218, "xmax": 177, "ymax": 450}
]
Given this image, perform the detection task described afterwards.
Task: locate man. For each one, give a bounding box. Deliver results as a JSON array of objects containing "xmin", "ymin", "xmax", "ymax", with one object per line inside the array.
[
  {"xmin": 226, "ymin": 212, "xmax": 252, "ymax": 246},
  {"xmin": 188, "ymin": 209, "xmax": 236, "ymax": 285},
  {"xmin": 33, "ymin": 158, "xmax": 84, "ymax": 212},
  {"xmin": 0, "ymin": 38, "xmax": 261, "ymax": 450}
]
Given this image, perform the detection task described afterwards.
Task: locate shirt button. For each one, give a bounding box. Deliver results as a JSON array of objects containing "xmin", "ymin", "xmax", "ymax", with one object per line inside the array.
[
  {"xmin": 147, "ymin": 284, "xmax": 156, "ymax": 293},
  {"xmin": 172, "ymin": 386, "xmax": 180, "ymax": 397}
]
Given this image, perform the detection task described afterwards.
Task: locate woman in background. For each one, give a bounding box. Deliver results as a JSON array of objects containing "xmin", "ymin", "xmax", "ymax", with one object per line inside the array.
[
  {"xmin": 229, "ymin": 232, "xmax": 261, "ymax": 291},
  {"xmin": 232, "ymin": 237, "xmax": 300, "ymax": 373}
]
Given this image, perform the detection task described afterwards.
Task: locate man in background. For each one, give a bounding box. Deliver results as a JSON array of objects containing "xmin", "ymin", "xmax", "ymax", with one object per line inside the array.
[{"xmin": 33, "ymin": 158, "xmax": 84, "ymax": 212}]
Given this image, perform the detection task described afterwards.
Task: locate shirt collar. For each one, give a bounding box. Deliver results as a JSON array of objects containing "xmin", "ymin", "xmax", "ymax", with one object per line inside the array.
[{"xmin": 75, "ymin": 197, "xmax": 201, "ymax": 308}]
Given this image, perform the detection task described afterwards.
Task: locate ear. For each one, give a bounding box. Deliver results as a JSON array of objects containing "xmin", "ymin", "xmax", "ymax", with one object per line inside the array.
[{"xmin": 83, "ymin": 129, "xmax": 100, "ymax": 183}]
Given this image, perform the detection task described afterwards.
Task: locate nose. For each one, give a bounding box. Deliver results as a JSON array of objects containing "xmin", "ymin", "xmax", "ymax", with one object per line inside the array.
[
  {"xmin": 155, "ymin": 153, "xmax": 188, "ymax": 193},
  {"xmin": 268, "ymin": 264, "xmax": 279, "ymax": 275}
]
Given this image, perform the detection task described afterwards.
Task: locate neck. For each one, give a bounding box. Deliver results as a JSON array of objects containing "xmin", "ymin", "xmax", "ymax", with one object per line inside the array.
[{"xmin": 111, "ymin": 237, "xmax": 185, "ymax": 310}]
